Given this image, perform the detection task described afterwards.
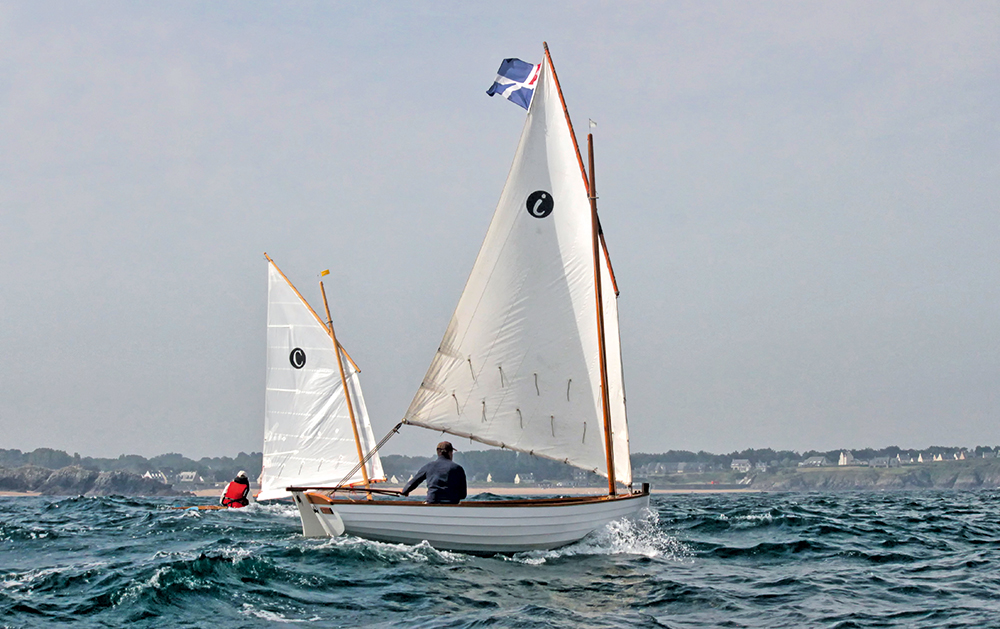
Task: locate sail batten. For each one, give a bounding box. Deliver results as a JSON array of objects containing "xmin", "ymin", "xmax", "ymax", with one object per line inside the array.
[{"xmin": 403, "ymin": 52, "xmax": 632, "ymax": 485}]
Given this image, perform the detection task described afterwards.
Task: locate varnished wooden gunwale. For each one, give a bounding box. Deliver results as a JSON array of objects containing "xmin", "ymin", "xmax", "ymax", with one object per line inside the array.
[{"xmin": 298, "ymin": 489, "xmax": 648, "ymax": 508}]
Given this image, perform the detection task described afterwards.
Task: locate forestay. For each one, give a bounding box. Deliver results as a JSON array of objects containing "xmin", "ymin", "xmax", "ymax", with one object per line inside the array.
[
  {"xmin": 260, "ymin": 261, "xmax": 384, "ymax": 501},
  {"xmin": 404, "ymin": 55, "xmax": 632, "ymax": 485}
]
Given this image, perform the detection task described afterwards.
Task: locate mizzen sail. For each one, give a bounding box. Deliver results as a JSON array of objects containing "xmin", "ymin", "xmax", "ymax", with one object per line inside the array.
[
  {"xmin": 404, "ymin": 53, "xmax": 632, "ymax": 484},
  {"xmin": 260, "ymin": 260, "xmax": 384, "ymax": 501}
]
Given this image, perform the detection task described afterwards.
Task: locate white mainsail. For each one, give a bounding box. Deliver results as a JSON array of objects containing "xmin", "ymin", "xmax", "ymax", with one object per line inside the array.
[
  {"xmin": 260, "ymin": 260, "xmax": 384, "ymax": 501},
  {"xmin": 403, "ymin": 54, "xmax": 632, "ymax": 485}
]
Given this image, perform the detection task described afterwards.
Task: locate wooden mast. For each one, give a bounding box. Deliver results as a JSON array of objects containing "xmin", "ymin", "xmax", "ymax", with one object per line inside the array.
[
  {"xmin": 542, "ymin": 43, "xmax": 617, "ymax": 496},
  {"xmin": 319, "ymin": 276, "xmax": 372, "ymax": 492},
  {"xmin": 588, "ymin": 133, "xmax": 617, "ymax": 496}
]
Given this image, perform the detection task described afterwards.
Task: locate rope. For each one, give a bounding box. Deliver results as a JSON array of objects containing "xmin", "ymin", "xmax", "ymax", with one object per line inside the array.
[{"xmin": 334, "ymin": 422, "xmax": 403, "ymax": 489}]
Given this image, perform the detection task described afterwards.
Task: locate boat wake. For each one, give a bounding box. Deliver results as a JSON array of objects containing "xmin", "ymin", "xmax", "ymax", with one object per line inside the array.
[
  {"xmin": 245, "ymin": 501, "xmax": 300, "ymax": 518},
  {"xmin": 510, "ymin": 509, "xmax": 692, "ymax": 564}
]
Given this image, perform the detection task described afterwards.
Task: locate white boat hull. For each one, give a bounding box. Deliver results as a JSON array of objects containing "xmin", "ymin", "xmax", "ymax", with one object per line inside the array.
[{"xmin": 290, "ymin": 489, "xmax": 651, "ymax": 553}]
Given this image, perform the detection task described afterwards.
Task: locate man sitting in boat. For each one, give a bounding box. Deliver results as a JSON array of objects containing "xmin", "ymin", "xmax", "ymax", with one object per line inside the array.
[
  {"xmin": 400, "ymin": 442, "xmax": 467, "ymax": 504},
  {"xmin": 220, "ymin": 470, "xmax": 253, "ymax": 508}
]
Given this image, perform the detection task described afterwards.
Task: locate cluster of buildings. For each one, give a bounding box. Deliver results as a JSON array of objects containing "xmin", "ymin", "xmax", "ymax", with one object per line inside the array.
[
  {"xmin": 636, "ymin": 448, "xmax": 1000, "ymax": 478},
  {"xmin": 742, "ymin": 448, "xmax": 997, "ymax": 472},
  {"xmin": 142, "ymin": 470, "xmax": 206, "ymax": 484},
  {"xmin": 821, "ymin": 449, "xmax": 993, "ymax": 468}
]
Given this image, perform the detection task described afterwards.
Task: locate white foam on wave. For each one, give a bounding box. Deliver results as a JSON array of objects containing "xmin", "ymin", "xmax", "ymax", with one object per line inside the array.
[
  {"xmin": 509, "ymin": 508, "xmax": 692, "ymax": 565},
  {"xmin": 115, "ymin": 565, "xmax": 170, "ymax": 607},
  {"xmin": 315, "ymin": 535, "xmax": 467, "ymax": 564},
  {"xmin": 717, "ymin": 511, "xmax": 775, "ymax": 529},
  {"xmin": 246, "ymin": 501, "xmax": 300, "ymax": 518},
  {"xmin": 240, "ymin": 603, "xmax": 318, "ymax": 623},
  {"xmin": 220, "ymin": 544, "xmax": 255, "ymax": 562},
  {"xmin": 0, "ymin": 561, "xmax": 107, "ymax": 593}
]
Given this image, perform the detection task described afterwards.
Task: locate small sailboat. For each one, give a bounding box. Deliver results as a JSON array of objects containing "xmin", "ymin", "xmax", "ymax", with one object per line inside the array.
[
  {"xmin": 290, "ymin": 43, "xmax": 650, "ymax": 552},
  {"xmin": 258, "ymin": 254, "xmax": 385, "ymax": 502}
]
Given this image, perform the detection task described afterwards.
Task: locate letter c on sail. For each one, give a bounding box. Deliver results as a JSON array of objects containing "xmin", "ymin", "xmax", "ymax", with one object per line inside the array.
[
  {"xmin": 526, "ymin": 190, "xmax": 554, "ymax": 218},
  {"xmin": 289, "ymin": 348, "xmax": 307, "ymax": 369}
]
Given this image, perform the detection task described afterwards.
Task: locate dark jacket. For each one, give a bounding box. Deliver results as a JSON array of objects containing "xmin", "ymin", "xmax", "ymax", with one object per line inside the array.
[{"xmin": 401, "ymin": 455, "xmax": 467, "ymax": 504}]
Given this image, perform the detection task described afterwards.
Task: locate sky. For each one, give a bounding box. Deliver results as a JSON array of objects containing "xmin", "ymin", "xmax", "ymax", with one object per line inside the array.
[{"xmin": 1, "ymin": 2, "xmax": 998, "ymax": 460}]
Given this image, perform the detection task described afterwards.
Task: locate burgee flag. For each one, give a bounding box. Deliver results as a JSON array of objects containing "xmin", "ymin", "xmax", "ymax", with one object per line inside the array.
[{"xmin": 486, "ymin": 58, "xmax": 540, "ymax": 110}]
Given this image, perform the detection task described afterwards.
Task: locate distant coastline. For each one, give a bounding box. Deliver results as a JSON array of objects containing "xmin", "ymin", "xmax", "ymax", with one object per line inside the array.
[
  {"xmin": 4, "ymin": 444, "xmax": 1000, "ymax": 497},
  {"xmin": 0, "ymin": 465, "xmax": 188, "ymax": 497}
]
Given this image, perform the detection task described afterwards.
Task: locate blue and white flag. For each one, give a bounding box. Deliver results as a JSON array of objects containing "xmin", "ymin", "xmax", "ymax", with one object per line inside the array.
[{"xmin": 486, "ymin": 58, "xmax": 541, "ymax": 110}]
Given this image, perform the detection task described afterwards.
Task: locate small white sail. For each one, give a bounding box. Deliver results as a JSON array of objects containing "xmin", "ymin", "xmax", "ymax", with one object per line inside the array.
[
  {"xmin": 259, "ymin": 261, "xmax": 384, "ymax": 501},
  {"xmin": 404, "ymin": 54, "xmax": 632, "ymax": 484}
]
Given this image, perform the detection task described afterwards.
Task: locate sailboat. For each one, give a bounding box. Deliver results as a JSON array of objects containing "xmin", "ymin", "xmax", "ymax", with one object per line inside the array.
[
  {"xmin": 258, "ymin": 254, "xmax": 385, "ymax": 501},
  {"xmin": 289, "ymin": 44, "xmax": 650, "ymax": 552}
]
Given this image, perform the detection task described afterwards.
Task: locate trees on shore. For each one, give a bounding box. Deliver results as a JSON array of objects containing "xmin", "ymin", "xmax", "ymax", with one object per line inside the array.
[{"xmin": 0, "ymin": 448, "xmax": 262, "ymax": 483}]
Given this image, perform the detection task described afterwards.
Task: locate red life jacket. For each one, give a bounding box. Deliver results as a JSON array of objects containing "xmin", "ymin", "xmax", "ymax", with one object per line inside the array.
[{"xmin": 222, "ymin": 480, "xmax": 249, "ymax": 508}]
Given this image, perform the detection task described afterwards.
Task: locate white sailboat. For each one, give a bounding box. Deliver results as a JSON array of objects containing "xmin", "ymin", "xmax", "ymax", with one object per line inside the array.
[
  {"xmin": 290, "ymin": 44, "xmax": 650, "ymax": 552},
  {"xmin": 259, "ymin": 254, "xmax": 385, "ymax": 501}
]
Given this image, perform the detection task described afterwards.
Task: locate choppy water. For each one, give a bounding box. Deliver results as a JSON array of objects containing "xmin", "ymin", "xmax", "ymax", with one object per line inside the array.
[{"xmin": 2, "ymin": 491, "xmax": 999, "ymax": 628}]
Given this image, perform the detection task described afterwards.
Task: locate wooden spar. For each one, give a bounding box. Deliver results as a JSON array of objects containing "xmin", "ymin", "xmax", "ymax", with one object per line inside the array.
[
  {"xmin": 543, "ymin": 45, "xmax": 617, "ymax": 495},
  {"xmin": 319, "ymin": 278, "xmax": 371, "ymax": 492},
  {"xmin": 599, "ymin": 228, "xmax": 620, "ymax": 297},
  {"xmin": 589, "ymin": 133, "xmax": 617, "ymax": 496},
  {"xmin": 263, "ymin": 253, "xmax": 361, "ymax": 372}
]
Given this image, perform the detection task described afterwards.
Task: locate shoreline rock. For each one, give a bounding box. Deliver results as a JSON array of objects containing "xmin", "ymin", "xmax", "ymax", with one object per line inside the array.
[{"xmin": 0, "ymin": 465, "xmax": 190, "ymax": 496}]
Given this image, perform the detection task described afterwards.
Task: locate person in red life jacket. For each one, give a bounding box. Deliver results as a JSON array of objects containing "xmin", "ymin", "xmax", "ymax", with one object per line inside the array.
[
  {"xmin": 220, "ymin": 470, "xmax": 252, "ymax": 508},
  {"xmin": 401, "ymin": 441, "xmax": 467, "ymax": 504}
]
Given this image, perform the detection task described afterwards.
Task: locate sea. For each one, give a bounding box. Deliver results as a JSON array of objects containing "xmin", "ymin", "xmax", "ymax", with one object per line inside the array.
[{"xmin": 2, "ymin": 491, "xmax": 999, "ymax": 628}]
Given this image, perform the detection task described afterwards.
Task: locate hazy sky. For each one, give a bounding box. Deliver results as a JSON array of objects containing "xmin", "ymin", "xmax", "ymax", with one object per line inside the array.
[{"xmin": 2, "ymin": 2, "xmax": 997, "ymax": 459}]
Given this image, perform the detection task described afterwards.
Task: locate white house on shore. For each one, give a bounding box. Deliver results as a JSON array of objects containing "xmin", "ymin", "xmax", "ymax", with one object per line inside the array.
[
  {"xmin": 142, "ymin": 471, "xmax": 168, "ymax": 483},
  {"xmin": 730, "ymin": 459, "xmax": 752, "ymax": 473}
]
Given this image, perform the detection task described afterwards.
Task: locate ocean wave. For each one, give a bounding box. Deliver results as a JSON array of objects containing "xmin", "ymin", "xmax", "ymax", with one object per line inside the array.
[
  {"xmin": 312, "ymin": 536, "xmax": 468, "ymax": 565},
  {"xmin": 4, "ymin": 492, "xmax": 1000, "ymax": 627}
]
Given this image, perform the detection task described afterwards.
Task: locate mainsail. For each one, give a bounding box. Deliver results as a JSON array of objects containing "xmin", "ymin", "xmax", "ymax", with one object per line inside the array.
[
  {"xmin": 403, "ymin": 52, "xmax": 632, "ymax": 486},
  {"xmin": 259, "ymin": 260, "xmax": 384, "ymax": 501}
]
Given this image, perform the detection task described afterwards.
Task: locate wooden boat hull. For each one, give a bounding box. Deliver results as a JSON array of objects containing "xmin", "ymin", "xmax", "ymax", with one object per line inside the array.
[{"xmin": 290, "ymin": 489, "xmax": 650, "ymax": 553}]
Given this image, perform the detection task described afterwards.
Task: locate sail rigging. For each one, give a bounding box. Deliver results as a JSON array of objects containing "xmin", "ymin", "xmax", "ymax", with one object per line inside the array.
[
  {"xmin": 402, "ymin": 50, "xmax": 632, "ymax": 485},
  {"xmin": 260, "ymin": 258, "xmax": 384, "ymax": 501}
]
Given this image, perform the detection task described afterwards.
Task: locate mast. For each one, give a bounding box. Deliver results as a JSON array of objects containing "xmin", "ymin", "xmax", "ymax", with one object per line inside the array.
[
  {"xmin": 589, "ymin": 133, "xmax": 617, "ymax": 496},
  {"xmin": 543, "ymin": 43, "xmax": 617, "ymax": 495},
  {"xmin": 319, "ymin": 277, "xmax": 371, "ymax": 490}
]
